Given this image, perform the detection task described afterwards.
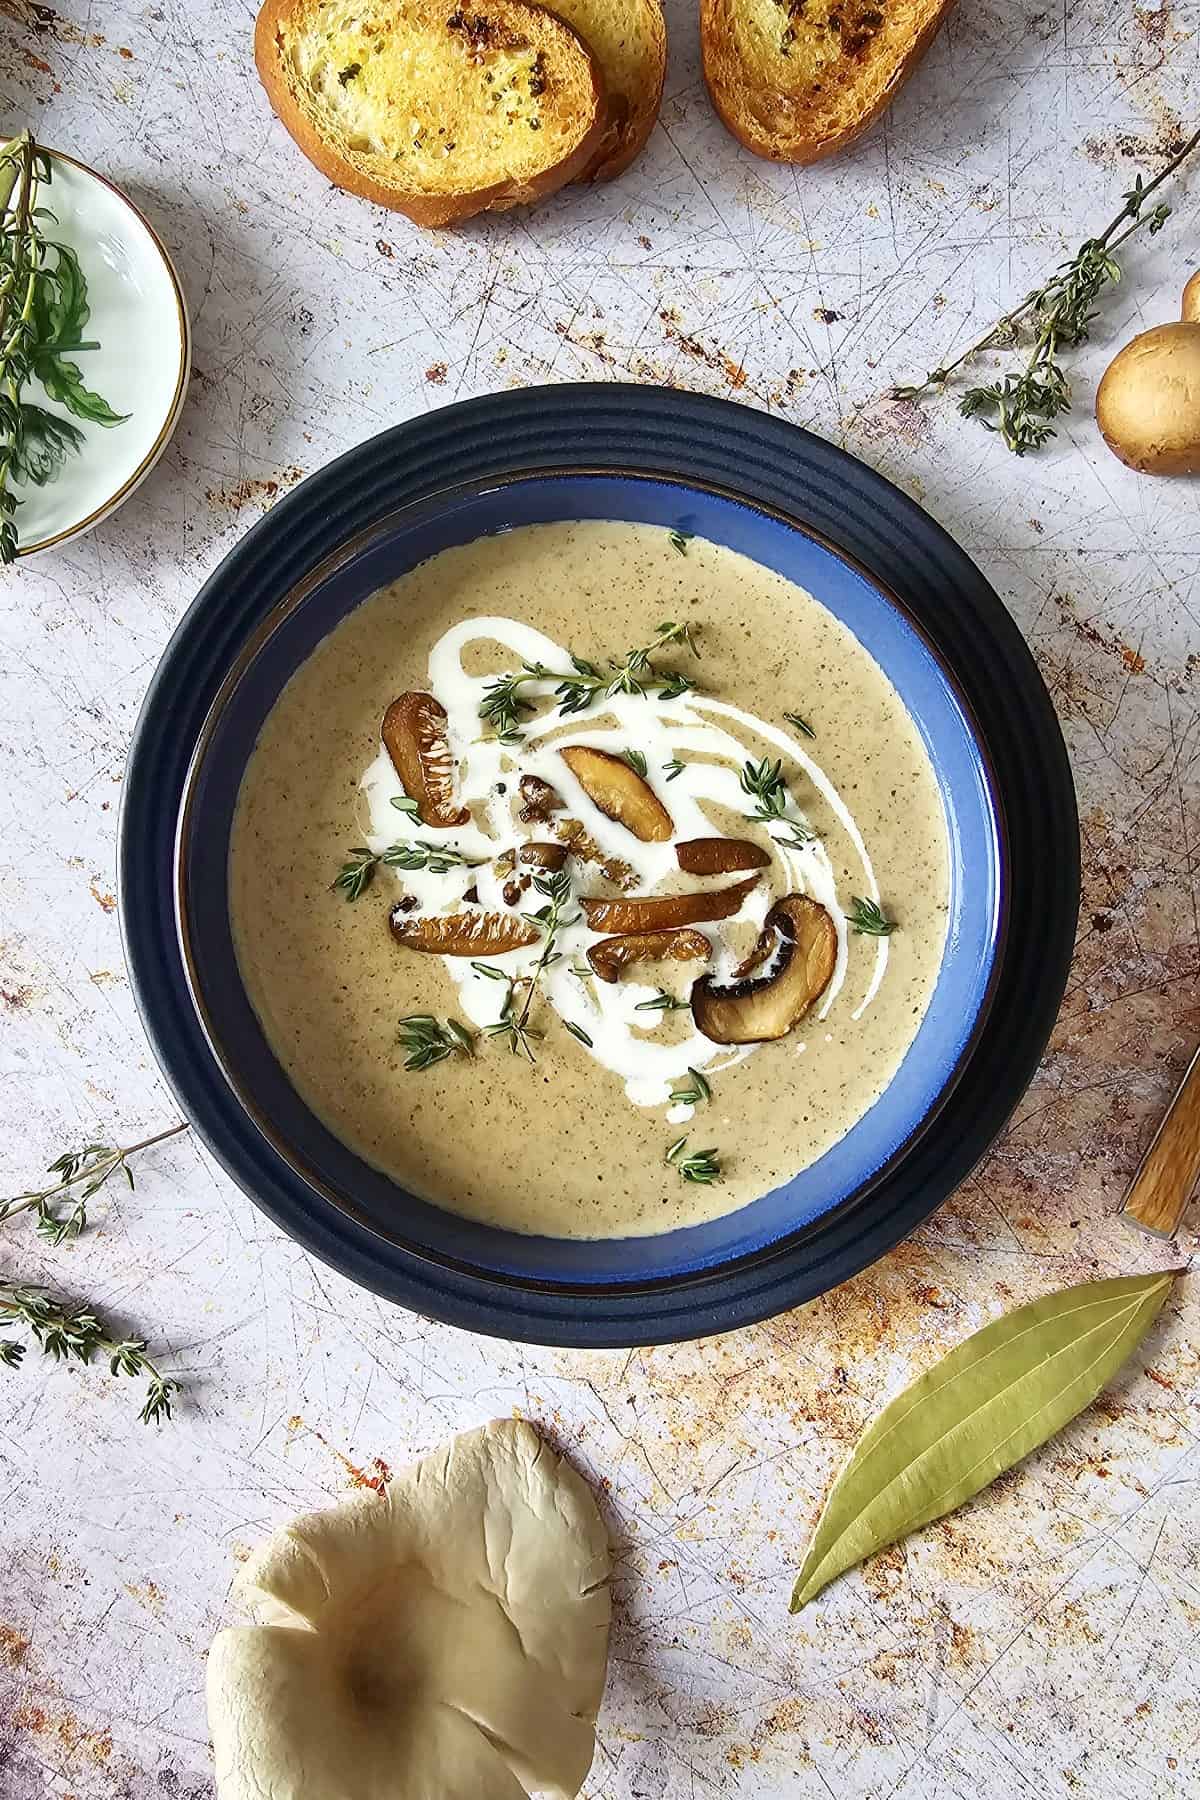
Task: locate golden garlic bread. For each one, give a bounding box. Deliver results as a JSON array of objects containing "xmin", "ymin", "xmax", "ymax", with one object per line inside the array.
[
  {"xmin": 550, "ymin": 0, "xmax": 666, "ymax": 179},
  {"xmin": 255, "ymin": 0, "xmax": 605, "ymax": 226},
  {"xmin": 701, "ymin": 0, "xmax": 956, "ymax": 164}
]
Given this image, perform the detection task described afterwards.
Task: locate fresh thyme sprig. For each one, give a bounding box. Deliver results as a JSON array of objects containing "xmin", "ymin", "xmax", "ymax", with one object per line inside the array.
[
  {"xmin": 738, "ymin": 758, "xmax": 816, "ymax": 849},
  {"xmin": 478, "ymin": 622, "xmax": 700, "ymax": 742},
  {"xmin": 846, "ymin": 896, "xmax": 896, "ymax": 936},
  {"xmin": 335, "ymin": 839, "xmax": 482, "ymax": 899},
  {"xmin": 0, "ymin": 1284, "xmax": 179, "ymax": 1422},
  {"xmin": 670, "ymin": 1068, "xmax": 711, "ymax": 1107},
  {"xmin": 1, "ymin": 132, "xmax": 129, "ymax": 562},
  {"xmin": 891, "ymin": 128, "xmax": 1200, "ymax": 454},
  {"xmin": 397, "ymin": 1014, "xmax": 474, "ymax": 1071},
  {"xmin": 0, "ymin": 1122, "xmax": 187, "ymax": 1420},
  {"xmin": 483, "ymin": 867, "xmax": 576, "ymax": 1062},
  {"xmin": 0, "ymin": 1121, "xmax": 189, "ymax": 1243},
  {"xmin": 665, "ymin": 1137, "xmax": 722, "ymax": 1184},
  {"xmin": 635, "ymin": 988, "xmax": 690, "ymax": 1013}
]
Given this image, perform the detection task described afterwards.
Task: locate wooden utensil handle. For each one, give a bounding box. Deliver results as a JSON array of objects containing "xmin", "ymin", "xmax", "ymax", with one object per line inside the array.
[{"xmin": 1121, "ymin": 1045, "xmax": 1200, "ymax": 1239}]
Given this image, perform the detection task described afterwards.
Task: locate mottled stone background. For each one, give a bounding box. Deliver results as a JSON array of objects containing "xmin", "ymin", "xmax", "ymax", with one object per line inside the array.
[{"xmin": 0, "ymin": 0, "xmax": 1197, "ymax": 1795}]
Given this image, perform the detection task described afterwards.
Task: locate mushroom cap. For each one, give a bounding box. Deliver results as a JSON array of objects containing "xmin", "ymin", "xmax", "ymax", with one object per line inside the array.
[{"xmin": 207, "ymin": 1420, "xmax": 611, "ymax": 1800}]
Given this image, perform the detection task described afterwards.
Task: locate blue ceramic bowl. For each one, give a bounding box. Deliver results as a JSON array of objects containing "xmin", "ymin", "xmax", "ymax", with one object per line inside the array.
[{"xmin": 121, "ymin": 386, "xmax": 1077, "ymax": 1345}]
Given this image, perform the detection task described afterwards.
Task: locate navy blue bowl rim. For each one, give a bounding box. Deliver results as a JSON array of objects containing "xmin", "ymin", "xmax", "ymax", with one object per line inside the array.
[{"xmin": 119, "ymin": 383, "xmax": 1079, "ymax": 1347}]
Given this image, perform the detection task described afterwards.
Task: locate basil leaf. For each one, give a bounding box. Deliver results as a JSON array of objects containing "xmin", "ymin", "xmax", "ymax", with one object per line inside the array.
[{"xmin": 791, "ymin": 1270, "xmax": 1175, "ymax": 1611}]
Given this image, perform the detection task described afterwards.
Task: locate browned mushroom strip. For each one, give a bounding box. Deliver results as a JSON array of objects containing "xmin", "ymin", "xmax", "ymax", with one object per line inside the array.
[
  {"xmin": 560, "ymin": 745, "xmax": 673, "ymax": 843},
  {"xmin": 382, "ymin": 693, "xmax": 469, "ymax": 828},
  {"xmin": 518, "ymin": 841, "xmax": 569, "ymax": 871},
  {"xmin": 580, "ymin": 874, "xmax": 760, "ymax": 934},
  {"xmin": 587, "ymin": 927, "xmax": 711, "ymax": 984},
  {"xmin": 389, "ymin": 909, "xmax": 539, "ymax": 955},
  {"xmin": 676, "ymin": 837, "xmax": 770, "ymax": 875},
  {"xmin": 691, "ymin": 895, "xmax": 835, "ymax": 1045}
]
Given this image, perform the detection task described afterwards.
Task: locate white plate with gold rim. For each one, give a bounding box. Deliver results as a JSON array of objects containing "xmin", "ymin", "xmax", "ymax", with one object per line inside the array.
[{"xmin": 9, "ymin": 145, "xmax": 189, "ymax": 560}]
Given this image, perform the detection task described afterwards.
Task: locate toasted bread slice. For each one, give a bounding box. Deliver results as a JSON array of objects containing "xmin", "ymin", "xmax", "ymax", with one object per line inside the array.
[
  {"xmin": 548, "ymin": 0, "xmax": 666, "ymax": 179},
  {"xmin": 701, "ymin": 0, "xmax": 955, "ymax": 164},
  {"xmin": 255, "ymin": 0, "xmax": 606, "ymax": 226}
]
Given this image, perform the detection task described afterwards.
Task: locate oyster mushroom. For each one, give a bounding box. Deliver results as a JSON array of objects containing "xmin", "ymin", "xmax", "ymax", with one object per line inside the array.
[
  {"xmin": 560, "ymin": 745, "xmax": 673, "ymax": 842},
  {"xmin": 676, "ymin": 837, "xmax": 770, "ymax": 875},
  {"xmin": 382, "ymin": 692, "xmax": 469, "ymax": 828},
  {"xmin": 691, "ymin": 894, "xmax": 836, "ymax": 1044},
  {"xmin": 580, "ymin": 873, "xmax": 760, "ymax": 934},
  {"xmin": 206, "ymin": 1419, "xmax": 611, "ymax": 1800},
  {"xmin": 587, "ymin": 927, "xmax": 711, "ymax": 983},
  {"xmin": 390, "ymin": 908, "xmax": 540, "ymax": 954}
]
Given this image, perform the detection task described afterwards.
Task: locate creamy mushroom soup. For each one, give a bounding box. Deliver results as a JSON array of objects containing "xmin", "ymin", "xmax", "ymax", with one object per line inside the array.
[{"xmin": 229, "ymin": 521, "xmax": 950, "ymax": 1237}]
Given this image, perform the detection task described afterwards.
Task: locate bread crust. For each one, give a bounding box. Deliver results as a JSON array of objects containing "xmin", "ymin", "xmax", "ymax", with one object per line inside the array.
[
  {"xmin": 700, "ymin": 0, "xmax": 956, "ymax": 165},
  {"xmin": 574, "ymin": 0, "xmax": 665, "ymax": 181},
  {"xmin": 255, "ymin": 0, "xmax": 606, "ymax": 225}
]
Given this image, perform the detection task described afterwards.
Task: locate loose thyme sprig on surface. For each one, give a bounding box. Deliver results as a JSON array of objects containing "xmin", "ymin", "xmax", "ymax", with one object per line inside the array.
[
  {"xmin": 0, "ymin": 1121, "xmax": 189, "ymax": 1243},
  {"xmin": 397, "ymin": 1014, "xmax": 474, "ymax": 1071},
  {"xmin": 891, "ymin": 128, "xmax": 1200, "ymax": 454},
  {"xmin": 483, "ymin": 867, "xmax": 577, "ymax": 1063},
  {"xmin": 665, "ymin": 1137, "xmax": 722, "ymax": 1184},
  {"xmin": 335, "ymin": 839, "xmax": 483, "ymax": 899},
  {"xmin": 846, "ymin": 896, "xmax": 896, "ymax": 937},
  {"xmin": 0, "ymin": 1285, "xmax": 179, "ymax": 1422},
  {"xmin": 479, "ymin": 621, "xmax": 700, "ymax": 743},
  {"xmin": 0, "ymin": 1122, "xmax": 187, "ymax": 1420}
]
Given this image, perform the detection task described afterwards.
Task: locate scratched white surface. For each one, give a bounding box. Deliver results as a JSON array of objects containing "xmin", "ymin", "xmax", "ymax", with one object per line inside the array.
[{"xmin": 1, "ymin": 1, "xmax": 1199, "ymax": 1795}]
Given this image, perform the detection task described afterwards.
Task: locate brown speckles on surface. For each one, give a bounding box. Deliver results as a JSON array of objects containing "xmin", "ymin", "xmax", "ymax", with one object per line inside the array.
[
  {"xmin": 88, "ymin": 880, "xmax": 115, "ymax": 914},
  {"xmin": 205, "ymin": 467, "xmax": 305, "ymax": 512},
  {"xmin": 0, "ymin": 1625, "xmax": 30, "ymax": 1666},
  {"xmin": 425, "ymin": 362, "xmax": 448, "ymax": 383}
]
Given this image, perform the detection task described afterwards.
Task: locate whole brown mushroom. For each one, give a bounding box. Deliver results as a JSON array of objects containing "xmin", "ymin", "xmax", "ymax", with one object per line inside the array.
[{"xmin": 1095, "ymin": 272, "xmax": 1200, "ymax": 477}]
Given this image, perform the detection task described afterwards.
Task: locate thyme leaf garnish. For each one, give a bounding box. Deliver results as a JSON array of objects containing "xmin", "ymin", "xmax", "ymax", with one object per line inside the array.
[
  {"xmin": 783, "ymin": 710, "xmax": 815, "ymax": 739},
  {"xmin": 621, "ymin": 748, "xmax": 648, "ymax": 777},
  {"xmin": 478, "ymin": 621, "xmax": 701, "ymax": 738},
  {"xmin": 662, "ymin": 758, "xmax": 685, "ymax": 781},
  {"xmin": 665, "ymin": 1137, "xmax": 722, "ymax": 1184},
  {"xmin": 335, "ymin": 839, "xmax": 483, "ymax": 898},
  {"xmin": 484, "ymin": 867, "xmax": 575, "ymax": 1062},
  {"xmin": 398, "ymin": 1013, "xmax": 474, "ymax": 1070},
  {"xmin": 739, "ymin": 758, "xmax": 815, "ymax": 848},
  {"xmin": 846, "ymin": 895, "xmax": 896, "ymax": 936},
  {"xmin": 668, "ymin": 530, "xmax": 692, "ymax": 554},
  {"xmin": 635, "ymin": 988, "xmax": 690, "ymax": 1013},
  {"xmin": 670, "ymin": 1068, "xmax": 711, "ymax": 1107},
  {"xmin": 564, "ymin": 1020, "xmax": 593, "ymax": 1047}
]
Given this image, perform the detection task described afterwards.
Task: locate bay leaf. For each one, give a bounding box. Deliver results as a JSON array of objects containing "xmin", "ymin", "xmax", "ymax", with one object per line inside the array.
[{"xmin": 791, "ymin": 1270, "xmax": 1175, "ymax": 1612}]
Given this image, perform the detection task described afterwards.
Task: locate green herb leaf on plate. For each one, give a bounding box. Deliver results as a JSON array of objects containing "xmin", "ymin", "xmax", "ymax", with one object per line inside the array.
[{"xmin": 790, "ymin": 1270, "xmax": 1175, "ymax": 1612}]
